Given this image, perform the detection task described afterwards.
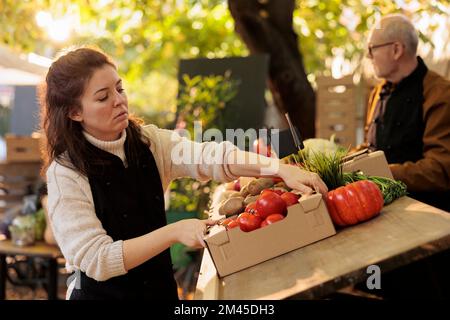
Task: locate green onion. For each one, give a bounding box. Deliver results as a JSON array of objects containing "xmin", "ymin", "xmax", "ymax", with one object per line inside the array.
[
  {"xmin": 286, "ymin": 149, "xmax": 407, "ymax": 206},
  {"xmin": 288, "ymin": 149, "xmax": 348, "ymax": 190}
]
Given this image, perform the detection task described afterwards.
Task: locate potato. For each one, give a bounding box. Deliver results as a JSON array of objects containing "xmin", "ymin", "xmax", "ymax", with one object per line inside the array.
[
  {"xmin": 239, "ymin": 183, "xmax": 250, "ymax": 198},
  {"xmin": 239, "ymin": 177, "xmax": 256, "ymax": 187},
  {"xmin": 274, "ymin": 181, "xmax": 289, "ymax": 190},
  {"xmin": 225, "ymin": 181, "xmax": 236, "ymax": 190},
  {"xmin": 247, "ymin": 178, "xmax": 275, "ymax": 195},
  {"xmin": 220, "ymin": 190, "xmax": 238, "ymax": 202},
  {"xmin": 229, "ymin": 191, "xmax": 242, "ymax": 199},
  {"xmin": 243, "ymin": 195, "xmax": 259, "ymax": 206},
  {"xmin": 218, "ymin": 196, "xmax": 244, "ymax": 216}
]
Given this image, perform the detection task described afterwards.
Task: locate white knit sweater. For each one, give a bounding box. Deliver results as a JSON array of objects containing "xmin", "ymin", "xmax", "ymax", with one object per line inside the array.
[{"xmin": 46, "ymin": 124, "xmax": 239, "ymax": 283}]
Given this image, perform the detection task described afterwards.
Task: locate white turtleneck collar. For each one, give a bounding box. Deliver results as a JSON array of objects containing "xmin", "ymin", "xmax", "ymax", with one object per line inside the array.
[{"xmin": 83, "ymin": 130, "xmax": 127, "ymax": 165}]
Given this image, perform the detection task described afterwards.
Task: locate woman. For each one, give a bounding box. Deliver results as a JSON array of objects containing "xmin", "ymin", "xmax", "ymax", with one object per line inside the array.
[{"xmin": 41, "ymin": 46, "xmax": 327, "ymax": 300}]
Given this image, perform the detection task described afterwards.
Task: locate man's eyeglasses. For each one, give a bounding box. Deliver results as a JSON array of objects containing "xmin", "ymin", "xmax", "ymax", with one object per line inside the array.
[{"xmin": 367, "ymin": 42, "xmax": 395, "ymax": 58}]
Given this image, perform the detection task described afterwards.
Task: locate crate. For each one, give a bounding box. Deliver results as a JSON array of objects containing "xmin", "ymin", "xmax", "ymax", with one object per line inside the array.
[
  {"xmin": 6, "ymin": 135, "xmax": 41, "ymax": 163},
  {"xmin": 316, "ymin": 75, "xmax": 358, "ymax": 147}
]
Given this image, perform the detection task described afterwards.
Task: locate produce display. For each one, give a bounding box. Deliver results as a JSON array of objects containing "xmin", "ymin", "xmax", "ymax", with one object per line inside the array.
[
  {"xmin": 220, "ymin": 178, "xmax": 300, "ymax": 232},
  {"xmin": 216, "ymin": 137, "xmax": 407, "ymax": 231},
  {"xmin": 205, "ymin": 137, "xmax": 409, "ymax": 278},
  {"xmin": 280, "ymin": 139, "xmax": 407, "ymax": 226}
]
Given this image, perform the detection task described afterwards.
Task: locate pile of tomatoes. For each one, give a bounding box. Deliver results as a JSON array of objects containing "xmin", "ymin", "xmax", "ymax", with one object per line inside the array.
[{"xmin": 220, "ymin": 189, "xmax": 300, "ymax": 232}]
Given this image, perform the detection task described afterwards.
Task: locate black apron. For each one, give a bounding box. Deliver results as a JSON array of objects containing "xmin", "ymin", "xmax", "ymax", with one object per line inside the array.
[{"xmin": 69, "ymin": 137, "xmax": 178, "ymax": 300}]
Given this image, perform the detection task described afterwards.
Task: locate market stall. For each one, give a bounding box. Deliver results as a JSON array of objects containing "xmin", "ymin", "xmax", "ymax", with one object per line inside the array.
[
  {"xmin": 195, "ymin": 142, "xmax": 450, "ymax": 299},
  {"xmin": 195, "ymin": 186, "xmax": 450, "ymax": 300}
]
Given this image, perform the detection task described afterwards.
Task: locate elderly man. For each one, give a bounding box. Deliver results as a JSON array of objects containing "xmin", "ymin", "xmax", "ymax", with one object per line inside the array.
[
  {"xmin": 365, "ymin": 14, "xmax": 450, "ymax": 212},
  {"xmin": 353, "ymin": 14, "xmax": 450, "ymax": 300}
]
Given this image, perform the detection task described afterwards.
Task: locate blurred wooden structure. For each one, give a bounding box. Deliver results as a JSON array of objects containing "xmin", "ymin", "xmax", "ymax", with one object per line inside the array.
[
  {"xmin": 0, "ymin": 161, "xmax": 41, "ymax": 215},
  {"xmin": 5, "ymin": 135, "xmax": 41, "ymax": 163},
  {"xmin": 316, "ymin": 75, "xmax": 361, "ymax": 148}
]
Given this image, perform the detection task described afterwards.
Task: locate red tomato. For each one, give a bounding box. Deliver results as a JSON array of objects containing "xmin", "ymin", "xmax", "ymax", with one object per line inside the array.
[
  {"xmin": 260, "ymin": 189, "xmax": 275, "ymax": 197},
  {"xmin": 255, "ymin": 192, "xmax": 287, "ymax": 219},
  {"xmin": 260, "ymin": 213, "xmax": 285, "ymax": 227},
  {"xmin": 220, "ymin": 217, "xmax": 234, "ymax": 226},
  {"xmin": 253, "ymin": 138, "xmax": 271, "ymax": 157},
  {"xmin": 281, "ymin": 192, "xmax": 300, "ymax": 207},
  {"xmin": 220, "ymin": 217, "xmax": 239, "ymax": 229},
  {"xmin": 226, "ymin": 220, "xmax": 239, "ymax": 229},
  {"xmin": 245, "ymin": 202, "xmax": 258, "ymax": 214},
  {"xmin": 237, "ymin": 212, "xmax": 262, "ymax": 232},
  {"xmin": 325, "ymin": 180, "xmax": 384, "ymax": 227},
  {"xmin": 261, "ymin": 189, "xmax": 284, "ymax": 197}
]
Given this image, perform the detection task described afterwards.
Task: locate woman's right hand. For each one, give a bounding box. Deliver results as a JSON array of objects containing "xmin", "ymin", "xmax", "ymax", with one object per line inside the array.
[
  {"xmin": 278, "ymin": 163, "xmax": 328, "ymax": 196},
  {"xmin": 173, "ymin": 218, "xmax": 217, "ymax": 248}
]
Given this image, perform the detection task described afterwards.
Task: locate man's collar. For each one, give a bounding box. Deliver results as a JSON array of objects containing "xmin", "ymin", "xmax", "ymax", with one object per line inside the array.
[{"xmin": 395, "ymin": 56, "xmax": 428, "ymax": 90}]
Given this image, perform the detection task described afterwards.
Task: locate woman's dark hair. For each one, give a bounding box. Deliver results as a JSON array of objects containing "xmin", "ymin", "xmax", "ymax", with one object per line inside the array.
[
  {"xmin": 35, "ymin": 182, "xmax": 48, "ymax": 211},
  {"xmin": 39, "ymin": 46, "xmax": 150, "ymax": 177}
]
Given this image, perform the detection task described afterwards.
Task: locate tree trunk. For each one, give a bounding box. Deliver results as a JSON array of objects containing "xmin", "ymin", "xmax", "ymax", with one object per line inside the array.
[{"xmin": 228, "ymin": 0, "xmax": 316, "ymax": 139}]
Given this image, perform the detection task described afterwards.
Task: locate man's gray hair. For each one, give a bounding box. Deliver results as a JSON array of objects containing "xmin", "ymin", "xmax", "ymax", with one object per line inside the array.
[{"xmin": 375, "ymin": 14, "xmax": 419, "ymax": 57}]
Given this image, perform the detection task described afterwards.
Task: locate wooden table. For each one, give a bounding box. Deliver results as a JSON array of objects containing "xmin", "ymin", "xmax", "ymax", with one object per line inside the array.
[
  {"xmin": 195, "ymin": 195, "xmax": 450, "ymax": 299},
  {"xmin": 0, "ymin": 240, "xmax": 62, "ymax": 300}
]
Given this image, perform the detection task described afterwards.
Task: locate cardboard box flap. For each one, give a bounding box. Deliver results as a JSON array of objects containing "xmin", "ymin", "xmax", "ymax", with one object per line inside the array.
[
  {"xmin": 204, "ymin": 225, "xmax": 230, "ymax": 246},
  {"xmin": 342, "ymin": 150, "xmax": 393, "ymax": 179},
  {"xmin": 297, "ymin": 193, "xmax": 322, "ymax": 213},
  {"xmin": 341, "ymin": 148, "xmax": 369, "ymax": 163}
]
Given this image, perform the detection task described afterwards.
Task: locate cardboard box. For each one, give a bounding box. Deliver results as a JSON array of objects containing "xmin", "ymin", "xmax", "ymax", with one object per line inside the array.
[
  {"xmin": 342, "ymin": 149, "xmax": 393, "ymax": 179},
  {"xmin": 205, "ymin": 193, "xmax": 336, "ymax": 277},
  {"xmin": 6, "ymin": 135, "xmax": 41, "ymax": 163}
]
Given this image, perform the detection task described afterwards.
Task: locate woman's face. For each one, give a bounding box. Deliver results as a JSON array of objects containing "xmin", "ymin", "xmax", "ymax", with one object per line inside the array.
[{"xmin": 70, "ymin": 65, "xmax": 129, "ymax": 141}]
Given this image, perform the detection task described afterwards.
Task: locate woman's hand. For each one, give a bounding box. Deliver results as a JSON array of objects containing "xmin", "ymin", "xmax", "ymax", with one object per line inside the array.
[
  {"xmin": 173, "ymin": 219, "xmax": 217, "ymax": 248},
  {"xmin": 278, "ymin": 164, "xmax": 328, "ymax": 196}
]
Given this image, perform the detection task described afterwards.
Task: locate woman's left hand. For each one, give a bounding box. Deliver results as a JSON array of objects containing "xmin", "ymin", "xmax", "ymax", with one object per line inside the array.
[{"xmin": 277, "ymin": 163, "xmax": 328, "ymax": 196}]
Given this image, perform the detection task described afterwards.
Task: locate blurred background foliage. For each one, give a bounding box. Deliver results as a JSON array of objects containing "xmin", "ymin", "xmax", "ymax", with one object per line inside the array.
[
  {"xmin": 1, "ymin": 0, "xmax": 448, "ymax": 128},
  {"xmin": 176, "ymin": 72, "xmax": 240, "ymax": 134},
  {"xmin": 170, "ymin": 72, "xmax": 239, "ymax": 215}
]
